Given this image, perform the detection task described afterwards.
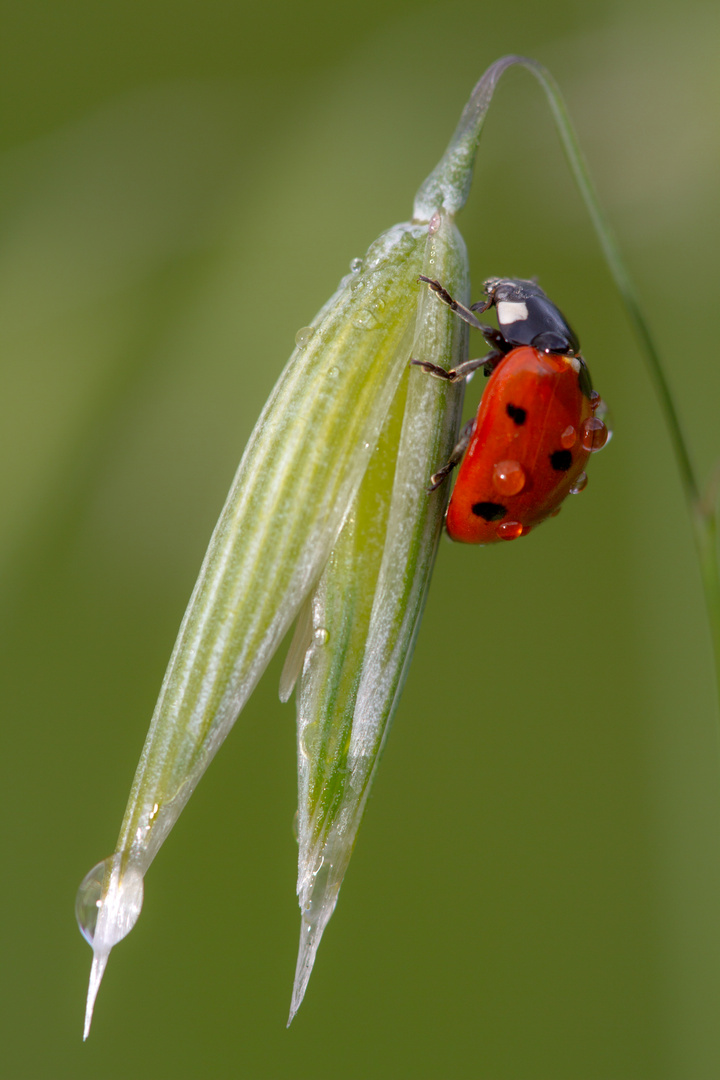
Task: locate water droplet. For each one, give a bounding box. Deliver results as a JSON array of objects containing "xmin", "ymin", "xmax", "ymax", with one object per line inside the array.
[
  {"xmin": 75, "ymin": 857, "xmax": 144, "ymax": 948},
  {"xmin": 593, "ymin": 398, "xmax": 613, "ymax": 444},
  {"xmin": 496, "ymin": 520, "xmax": 524, "ymax": 540},
  {"xmin": 560, "ymin": 425, "xmax": 577, "ymax": 449},
  {"xmin": 350, "ymin": 276, "xmax": 365, "ymax": 293},
  {"xmin": 581, "ymin": 416, "xmax": 608, "ymax": 452},
  {"xmin": 299, "ymin": 721, "xmax": 319, "ymax": 759},
  {"xmin": 314, "ymin": 627, "xmax": 329, "ymax": 645},
  {"xmin": 328, "ymin": 366, "xmax": 339, "ymax": 379},
  {"xmin": 589, "ymin": 389, "xmax": 601, "ymax": 410},
  {"xmin": 492, "ymin": 460, "xmax": 526, "ymax": 496},
  {"xmin": 353, "ymin": 309, "xmax": 379, "ymax": 330},
  {"xmin": 295, "ymin": 326, "xmax": 315, "ymax": 349},
  {"xmin": 428, "ymin": 212, "xmax": 441, "ymax": 235},
  {"xmin": 349, "ymin": 257, "xmax": 363, "ymax": 273},
  {"xmin": 570, "ymin": 472, "xmax": 588, "ymax": 494},
  {"xmin": 76, "ymin": 866, "xmax": 105, "ymax": 946}
]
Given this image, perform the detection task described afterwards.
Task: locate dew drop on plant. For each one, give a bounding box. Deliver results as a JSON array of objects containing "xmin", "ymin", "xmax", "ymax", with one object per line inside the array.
[
  {"xmin": 313, "ymin": 627, "xmax": 329, "ymax": 645},
  {"xmin": 75, "ymin": 857, "xmax": 144, "ymax": 948},
  {"xmin": 353, "ymin": 308, "xmax": 379, "ymax": 330},
  {"xmin": 295, "ymin": 326, "xmax": 315, "ymax": 349},
  {"xmin": 75, "ymin": 863, "xmax": 106, "ymax": 946},
  {"xmin": 349, "ymin": 257, "xmax": 363, "ymax": 273},
  {"xmin": 299, "ymin": 721, "xmax": 319, "ymax": 760},
  {"xmin": 428, "ymin": 211, "xmax": 441, "ymax": 235}
]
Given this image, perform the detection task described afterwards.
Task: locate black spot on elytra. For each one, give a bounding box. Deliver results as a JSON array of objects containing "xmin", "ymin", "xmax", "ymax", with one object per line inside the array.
[
  {"xmin": 472, "ymin": 501, "xmax": 507, "ymax": 522},
  {"xmin": 577, "ymin": 359, "xmax": 593, "ymax": 399},
  {"xmin": 550, "ymin": 449, "xmax": 573, "ymax": 471},
  {"xmin": 506, "ymin": 403, "xmax": 526, "ymax": 425}
]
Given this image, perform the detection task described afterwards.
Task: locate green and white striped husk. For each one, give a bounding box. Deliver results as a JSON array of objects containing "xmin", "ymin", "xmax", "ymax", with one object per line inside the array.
[{"xmin": 77, "ymin": 56, "xmax": 523, "ymax": 1036}]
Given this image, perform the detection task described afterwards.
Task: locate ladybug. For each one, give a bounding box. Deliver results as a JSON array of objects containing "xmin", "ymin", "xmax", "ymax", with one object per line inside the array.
[{"xmin": 411, "ymin": 276, "xmax": 608, "ymax": 543}]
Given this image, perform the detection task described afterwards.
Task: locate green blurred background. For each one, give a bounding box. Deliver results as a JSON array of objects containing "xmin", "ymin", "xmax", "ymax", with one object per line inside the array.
[{"xmin": 1, "ymin": 0, "xmax": 719, "ymax": 1077}]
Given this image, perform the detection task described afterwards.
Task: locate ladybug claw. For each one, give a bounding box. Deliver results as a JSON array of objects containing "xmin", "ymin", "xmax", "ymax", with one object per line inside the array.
[{"xmin": 428, "ymin": 470, "xmax": 448, "ymax": 492}]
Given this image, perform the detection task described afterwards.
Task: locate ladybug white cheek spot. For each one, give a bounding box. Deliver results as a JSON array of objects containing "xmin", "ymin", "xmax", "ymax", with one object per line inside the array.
[
  {"xmin": 567, "ymin": 356, "xmax": 582, "ymax": 373},
  {"xmin": 497, "ymin": 300, "xmax": 529, "ymax": 326}
]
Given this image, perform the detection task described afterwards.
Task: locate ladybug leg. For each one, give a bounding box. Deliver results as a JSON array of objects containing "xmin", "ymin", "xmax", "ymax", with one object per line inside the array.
[
  {"xmin": 470, "ymin": 280, "xmax": 498, "ymax": 314},
  {"xmin": 469, "ymin": 294, "xmax": 495, "ymax": 315},
  {"xmin": 428, "ymin": 419, "xmax": 475, "ymax": 490},
  {"xmin": 479, "ymin": 325, "xmax": 510, "ymax": 354},
  {"xmin": 410, "ymin": 349, "xmax": 503, "ymax": 383},
  {"xmin": 453, "ymin": 348, "xmax": 505, "ymax": 380},
  {"xmin": 418, "ymin": 276, "xmax": 491, "ymax": 333}
]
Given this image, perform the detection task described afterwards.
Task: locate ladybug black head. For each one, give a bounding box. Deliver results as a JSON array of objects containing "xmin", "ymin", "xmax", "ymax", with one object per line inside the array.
[{"xmin": 476, "ymin": 277, "xmax": 581, "ymax": 357}]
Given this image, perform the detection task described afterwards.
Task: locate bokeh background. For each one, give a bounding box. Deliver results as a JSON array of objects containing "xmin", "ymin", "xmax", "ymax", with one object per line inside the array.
[{"xmin": 2, "ymin": 1, "xmax": 719, "ymax": 1077}]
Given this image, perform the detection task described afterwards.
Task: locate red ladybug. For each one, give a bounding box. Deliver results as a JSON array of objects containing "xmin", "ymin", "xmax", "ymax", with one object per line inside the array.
[{"xmin": 411, "ymin": 276, "xmax": 608, "ymax": 544}]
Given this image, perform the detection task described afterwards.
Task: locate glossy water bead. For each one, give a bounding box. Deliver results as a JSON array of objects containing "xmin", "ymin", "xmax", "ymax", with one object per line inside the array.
[
  {"xmin": 76, "ymin": 856, "xmax": 144, "ymax": 948},
  {"xmin": 581, "ymin": 416, "xmax": 608, "ymax": 452},
  {"xmin": 77, "ymin": 855, "xmax": 145, "ymax": 1040},
  {"xmin": 492, "ymin": 460, "xmax": 526, "ymax": 496}
]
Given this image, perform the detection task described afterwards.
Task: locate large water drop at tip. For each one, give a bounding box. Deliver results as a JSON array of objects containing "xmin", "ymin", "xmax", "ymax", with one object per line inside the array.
[
  {"xmin": 77, "ymin": 855, "xmax": 145, "ymax": 1039},
  {"xmin": 76, "ymin": 856, "xmax": 144, "ymax": 948}
]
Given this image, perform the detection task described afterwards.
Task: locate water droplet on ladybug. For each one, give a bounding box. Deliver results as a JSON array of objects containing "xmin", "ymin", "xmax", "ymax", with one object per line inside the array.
[
  {"xmin": 349, "ymin": 257, "xmax": 363, "ymax": 273},
  {"xmin": 496, "ymin": 520, "xmax": 524, "ymax": 540},
  {"xmin": 570, "ymin": 472, "xmax": 588, "ymax": 494},
  {"xmin": 492, "ymin": 460, "xmax": 526, "ymax": 496},
  {"xmin": 295, "ymin": 326, "xmax": 315, "ymax": 349},
  {"xmin": 593, "ymin": 398, "xmax": 613, "ymax": 444},
  {"xmin": 560, "ymin": 425, "xmax": 577, "ymax": 449},
  {"xmin": 589, "ymin": 390, "xmax": 601, "ymax": 410},
  {"xmin": 581, "ymin": 416, "xmax": 608, "ymax": 452}
]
